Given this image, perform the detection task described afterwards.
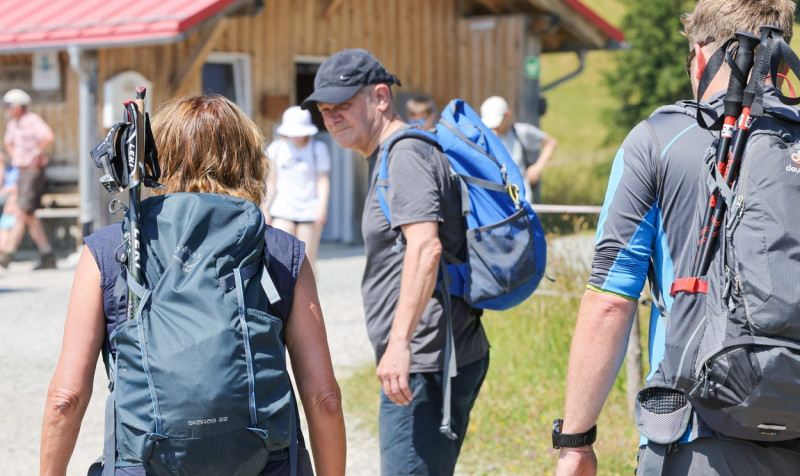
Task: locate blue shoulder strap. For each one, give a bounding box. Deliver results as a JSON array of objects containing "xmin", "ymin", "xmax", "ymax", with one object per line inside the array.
[{"xmin": 376, "ymin": 128, "xmax": 440, "ymax": 223}]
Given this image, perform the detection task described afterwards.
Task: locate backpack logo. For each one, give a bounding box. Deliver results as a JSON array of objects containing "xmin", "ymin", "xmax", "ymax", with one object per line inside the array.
[
  {"xmin": 173, "ymin": 245, "xmax": 203, "ymax": 272},
  {"xmin": 786, "ymin": 152, "xmax": 800, "ymax": 173}
]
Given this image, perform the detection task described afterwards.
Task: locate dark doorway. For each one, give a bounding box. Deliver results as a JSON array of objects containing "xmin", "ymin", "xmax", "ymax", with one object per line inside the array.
[{"xmin": 296, "ymin": 62, "xmax": 324, "ymax": 130}]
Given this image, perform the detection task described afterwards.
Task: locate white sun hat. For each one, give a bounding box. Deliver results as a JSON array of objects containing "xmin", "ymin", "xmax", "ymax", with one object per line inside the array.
[
  {"xmin": 3, "ymin": 88, "xmax": 31, "ymax": 106},
  {"xmin": 276, "ymin": 106, "xmax": 319, "ymax": 137},
  {"xmin": 480, "ymin": 96, "xmax": 509, "ymax": 129}
]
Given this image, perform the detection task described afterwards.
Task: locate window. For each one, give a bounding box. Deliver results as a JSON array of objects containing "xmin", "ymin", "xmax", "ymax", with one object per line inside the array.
[{"xmin": 202, "ymin": 53, "xmax": 252, "ymax": 116}]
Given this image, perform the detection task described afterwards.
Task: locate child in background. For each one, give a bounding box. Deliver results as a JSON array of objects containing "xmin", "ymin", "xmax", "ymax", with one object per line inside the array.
[{"xmin": 263, "ymin": 106, "xmax": 331, "ymax": 268}]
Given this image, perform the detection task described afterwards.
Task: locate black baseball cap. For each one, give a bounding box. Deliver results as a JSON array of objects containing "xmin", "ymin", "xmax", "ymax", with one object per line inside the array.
[{"xmin": 300, "ymin": 48, "xmax": 401, "ymax": 110}]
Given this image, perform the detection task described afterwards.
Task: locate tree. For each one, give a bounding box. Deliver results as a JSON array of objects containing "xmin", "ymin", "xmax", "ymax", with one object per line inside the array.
[{"xmin": 604, "ymin": 0, "xmax": 695, "ymax": 142}]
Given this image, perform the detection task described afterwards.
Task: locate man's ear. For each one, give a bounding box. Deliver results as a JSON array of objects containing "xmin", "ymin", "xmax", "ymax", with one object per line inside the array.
[
  {"xmin": 695, "ymin": 43, "xmax": 708, "ymax": 81},
  {"xmin": 373, "ymin": 84, "xmax": 392, "ymax": 113}
]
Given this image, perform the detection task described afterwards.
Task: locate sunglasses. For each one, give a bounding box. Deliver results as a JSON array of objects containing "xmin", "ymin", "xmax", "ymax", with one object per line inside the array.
[{"xmin": 684, "ymin": 37, "xmax": 716, "ymax": 77}]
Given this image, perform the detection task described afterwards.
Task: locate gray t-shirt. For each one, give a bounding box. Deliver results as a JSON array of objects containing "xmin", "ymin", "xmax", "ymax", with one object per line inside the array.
[
  {"xmin": 498, "ymin": 122, "xmax": 547, "ymax": 203},
  {"xmin": 361, "ymin": 133, "xmax": 489, "ymax": 373}
]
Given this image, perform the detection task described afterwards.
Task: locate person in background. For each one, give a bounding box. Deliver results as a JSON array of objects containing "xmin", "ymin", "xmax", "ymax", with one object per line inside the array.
[
  {"xmin": 40, "ymin": 94, "xmax": 346, "ymax": 475},
  {"xmin": 302, "ymin": 48, "xmax": 489, "ymax": 476},
  {"xmin": 263, "ymin": 106, "xmax": 331, "ymax": 268},
  {"xmin": 480, "ymin": 95, "xmax": 557, "ymax": 204},
  {"xmin": 405, "ymin": 94, "xmax": 437, "ymax": 131},
  {"xmin": 555, "ymin": 1, "xmax": 799, "ymax": 475},
  {"xmin": 0, "ymin": 88, "xmax": 55, "ymax": 270}
]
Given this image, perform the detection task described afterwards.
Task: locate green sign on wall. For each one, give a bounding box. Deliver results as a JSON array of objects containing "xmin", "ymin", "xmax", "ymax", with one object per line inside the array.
[{"xmin": 525, "ymin": 56, "xmax": 540, "ymax": 79}]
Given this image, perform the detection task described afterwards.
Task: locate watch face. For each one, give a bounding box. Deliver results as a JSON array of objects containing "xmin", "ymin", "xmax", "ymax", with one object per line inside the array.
[
  {"xmin": 553, "ymin": 419, "xmax": 563, "ymax": 433},
  {"xmin": 552, "ymin": 419, "xmax": 564, "ymax": 449}
]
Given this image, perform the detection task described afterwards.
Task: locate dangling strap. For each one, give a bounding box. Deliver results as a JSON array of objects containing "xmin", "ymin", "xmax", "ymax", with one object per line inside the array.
[
  {"xmin": 438, "ymin": 259, "xmax": 458, "ymax": 441},
  {"xmin": 289, "ymin": 389, "xmax": 299, "ymax": 476},
  {"xmin": 637, "ymin": 442, "xmax": 672, "ymax": 476},
  {"xmin": 101, "ymin": 387, "xmax": 117, "ymax": 476},
  {"xmin": 670, "ymin": 277, "xmax": 709, "ymax": 296}
]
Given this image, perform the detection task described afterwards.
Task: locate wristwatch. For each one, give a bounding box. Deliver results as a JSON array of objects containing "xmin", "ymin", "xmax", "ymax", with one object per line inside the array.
[{"xmin": 552, "ymin": 419, "xmax": 597, "ymax": 449}]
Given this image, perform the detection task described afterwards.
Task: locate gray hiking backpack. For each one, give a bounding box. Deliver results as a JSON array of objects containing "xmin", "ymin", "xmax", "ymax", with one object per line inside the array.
[
  {"xmin": 636, "ymin": 27, "xmax": 800, "ymax": 451},
  {"xmin": 97, "ymin": 193, "xmax": 302, "ymax": 475}
]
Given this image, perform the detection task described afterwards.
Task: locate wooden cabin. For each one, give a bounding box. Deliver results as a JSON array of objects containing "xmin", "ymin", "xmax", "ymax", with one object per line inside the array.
[{"xmin": 0, "ymin": 0, "xmax": 623, "ymax": 247}]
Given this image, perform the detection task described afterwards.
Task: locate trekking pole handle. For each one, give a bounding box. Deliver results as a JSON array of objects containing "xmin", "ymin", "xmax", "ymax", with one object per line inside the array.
[
  {"xmin": 132, "ymin": 87, "xmax": 146, "ymax": 184},
  {"xmin": 722, "ymin": 32, "xmax": 760, "ymax": 117}
]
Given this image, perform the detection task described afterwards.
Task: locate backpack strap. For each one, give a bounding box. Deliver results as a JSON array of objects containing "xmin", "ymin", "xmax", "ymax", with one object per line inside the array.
[
  {"xmin": 262, "ymin": 226, "xmax": 306, "ymax": 476},
  {"xmin": 376, "ymin": 128, "xmax": 440, "ymax": 223},
  {"xmin": 510, "ymin": 124, "xmax": 533, "ymax": 167}
]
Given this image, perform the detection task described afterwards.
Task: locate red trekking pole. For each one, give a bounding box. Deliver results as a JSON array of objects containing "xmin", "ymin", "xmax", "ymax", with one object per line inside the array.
[
  {"xmin": 694, "ymin": 26, "xmax": 781, "ymax": 277},
  {"xmin": 692, "ymin": 32, "xmax": 759, "ymax": 276}
]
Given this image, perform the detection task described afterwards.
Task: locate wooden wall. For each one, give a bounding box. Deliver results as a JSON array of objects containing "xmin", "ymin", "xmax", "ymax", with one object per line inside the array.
[{"xmin": 2, "ymin": 0, "xmax": 528, "ymax": 172}]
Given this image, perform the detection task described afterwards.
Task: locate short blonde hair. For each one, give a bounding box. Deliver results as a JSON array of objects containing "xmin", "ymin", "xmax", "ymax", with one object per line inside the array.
[
  {"xmin": 682, "ymin": 0, "xmax": 795, "ymax": 49},
  {"xmin": 151, "ymin": 94, "xmax": 267, "ymax": 206}
]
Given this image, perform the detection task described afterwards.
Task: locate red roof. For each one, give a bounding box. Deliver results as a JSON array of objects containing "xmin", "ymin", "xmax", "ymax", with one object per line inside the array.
[
  {"xmin": 0, "ymin": 0, "xmax": 241, "ymax": 52},
  {"xmin": 563, "ymin": 0, "xmax": 625, "ymax": 45}
]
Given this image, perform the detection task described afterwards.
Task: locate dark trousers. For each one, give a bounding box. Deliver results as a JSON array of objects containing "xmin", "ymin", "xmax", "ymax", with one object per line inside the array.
[
  {"xmin": 378, "ymin": 353, "xmax": 490, "ymax": 476},
  {"xmin": 637, "ymin": 437, "xmax": 800, "ymax": 475}
]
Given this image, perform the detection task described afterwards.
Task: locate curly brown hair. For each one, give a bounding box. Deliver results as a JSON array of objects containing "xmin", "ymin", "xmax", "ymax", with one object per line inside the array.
[{"xmin": 151, "ymin": 94, "xmax": 267, "ymax": 206}]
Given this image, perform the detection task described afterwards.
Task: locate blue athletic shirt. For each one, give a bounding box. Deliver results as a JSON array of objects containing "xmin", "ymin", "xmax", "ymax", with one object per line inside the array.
[{"xmin": 588, "ymin": 97, "xmax": 721, "ymax": 443}]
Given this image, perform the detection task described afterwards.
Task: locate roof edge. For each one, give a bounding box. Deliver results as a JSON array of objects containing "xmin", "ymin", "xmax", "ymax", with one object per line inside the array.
[{"xmin": 561, "ymin": 0, "xmax": 625, "ymax": 45}]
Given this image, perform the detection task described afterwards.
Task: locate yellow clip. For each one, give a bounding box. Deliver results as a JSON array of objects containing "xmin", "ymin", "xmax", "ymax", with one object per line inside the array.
[{"xmin": 508, "ymin": 183, "xmax": 520, "ymax": 204}]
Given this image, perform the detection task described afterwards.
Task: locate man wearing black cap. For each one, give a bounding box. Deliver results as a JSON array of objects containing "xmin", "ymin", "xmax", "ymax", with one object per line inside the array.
[{"xmin": 302, "ymin": 49, "xmax": 489, "ymax": 475}]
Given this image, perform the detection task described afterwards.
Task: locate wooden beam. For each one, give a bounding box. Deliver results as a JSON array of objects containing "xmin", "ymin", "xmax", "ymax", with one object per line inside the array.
[{"xmin": 169, "ymin": 19, "xmax": 228, "ymax": 97}]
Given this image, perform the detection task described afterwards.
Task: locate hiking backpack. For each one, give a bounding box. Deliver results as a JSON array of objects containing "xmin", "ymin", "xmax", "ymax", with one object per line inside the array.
[
  {"xmin": 635, "ymin": 27, "xmax": 800, "ymax": 449},
  {"xmin": 377, "ymin": 98, "xmax": 546, "ymax": 439},
  {"xmin": 96, "ymin": 193, "xmax": 302, "ymax": 476},
  {"xmin": 378, "ymin": 98, "xmax": 547, "ymax": 311}
]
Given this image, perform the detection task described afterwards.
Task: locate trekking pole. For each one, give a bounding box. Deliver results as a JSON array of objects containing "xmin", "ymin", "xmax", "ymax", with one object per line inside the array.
[
  {"xmin": 692, "ymin": 32, "xmax": 759, "ymax": 275},
  {"xmin": 123, "ymin": 87, "xmax": 147, "ymax": 318},
  {"xmin": 695, "ymin": 27, "xmax": 780, "ymax": 276}
]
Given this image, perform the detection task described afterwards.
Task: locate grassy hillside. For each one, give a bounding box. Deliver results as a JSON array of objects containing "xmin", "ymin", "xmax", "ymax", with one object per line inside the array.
[{"xmin": 538, "ymin": 0, "xmax": 626, "ymax": 207}]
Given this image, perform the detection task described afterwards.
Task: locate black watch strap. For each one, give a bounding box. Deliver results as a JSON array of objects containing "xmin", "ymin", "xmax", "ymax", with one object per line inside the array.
[{"xmin": 552, "ymin": 419, "xmax": 597, "ymax": 449}]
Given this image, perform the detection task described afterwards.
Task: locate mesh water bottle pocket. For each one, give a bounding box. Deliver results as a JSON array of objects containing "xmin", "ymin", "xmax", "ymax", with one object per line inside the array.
[
  {"xmin": 635, "ymin": 387, "xmax": 692, "ymax": 444},
  {"xmin": 465, "ymin": 207, "xmax": 537, "ymax": 307}
]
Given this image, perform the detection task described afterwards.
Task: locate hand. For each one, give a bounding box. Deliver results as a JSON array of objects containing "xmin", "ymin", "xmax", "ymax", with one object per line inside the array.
[
  {"xmin": 315, "ymin": 213, "xmax": 327, "ymax": 227},
  {"xmin": 556, "ymin": 446, "xmax": 597, "ymax": 476},
  {"xmin": 376, "ymin": 338, "xmax": 413, "ymax": 406},
  {"xmin": 525, "ymin": 165, "xmax": 542, "ymax": 186}
]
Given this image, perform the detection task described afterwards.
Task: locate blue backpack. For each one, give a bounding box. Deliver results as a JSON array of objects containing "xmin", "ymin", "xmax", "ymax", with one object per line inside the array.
[
  {"xmin": 378, "ymin": 99, "xmax": 547, "ymax": 439},
  {"xmin": 378, "ymin": 98, "xmax": 547, "ymax": 311}
]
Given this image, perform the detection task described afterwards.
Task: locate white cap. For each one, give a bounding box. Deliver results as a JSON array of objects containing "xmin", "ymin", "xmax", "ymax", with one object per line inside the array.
[
  {"xmin": 276, "ymin": 106, "xmax": 319, "ymax": 138},
  {"xmin": 480, "ymin": 96, "xmax": 509, "ymax": 129},
  {"xmin": 3, "ymin": 88, "xmax": 31, "ymax": 106}
]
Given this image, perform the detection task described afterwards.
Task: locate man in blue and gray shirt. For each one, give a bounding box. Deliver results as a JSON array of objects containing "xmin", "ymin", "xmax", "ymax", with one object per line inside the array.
[{"xmin": 556, "ymin": 1, "xmax": 800, "ymax": 475}]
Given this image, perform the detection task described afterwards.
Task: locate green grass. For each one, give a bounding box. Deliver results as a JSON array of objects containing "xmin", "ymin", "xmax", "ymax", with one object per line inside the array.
[
  {"xmin": 538, "ymin": 0, "xmax": 627, "ymax": 207},
  {"xmin": 340, "ymin": 250, "xmax": 650, "ymax": 475}
]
